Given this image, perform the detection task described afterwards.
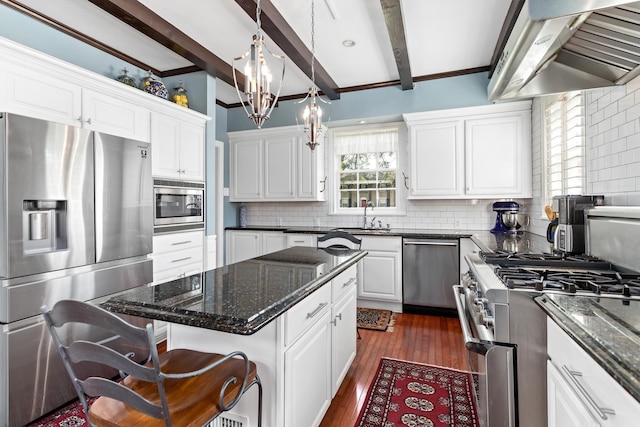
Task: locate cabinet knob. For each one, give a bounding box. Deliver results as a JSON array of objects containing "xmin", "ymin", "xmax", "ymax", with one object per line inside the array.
[{"xmin": 85, "ymin": 118, "xmax": 92, "ymax": 125}]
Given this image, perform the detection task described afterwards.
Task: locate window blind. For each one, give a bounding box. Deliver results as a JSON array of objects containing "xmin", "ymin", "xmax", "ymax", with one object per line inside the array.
[{"xmin": 544, "ymin": 91, "xmax": 586, "ymax": 205}]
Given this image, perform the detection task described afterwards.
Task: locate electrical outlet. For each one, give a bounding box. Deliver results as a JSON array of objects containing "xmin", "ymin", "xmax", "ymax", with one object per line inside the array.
[
  {"xmin": 276, "ymin": 218, "xmax": 283, "ymax": 226},
  {"xmin": 454, "ymin": 219, "xmax": 462, "ymax": 229},
  {"xmin": 313, "ymin": 218, "xmax": 319, "ymax": 227}
]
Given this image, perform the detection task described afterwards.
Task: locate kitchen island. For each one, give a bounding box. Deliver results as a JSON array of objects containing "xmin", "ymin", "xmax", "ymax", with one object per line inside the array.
[{"xmin": 101, "ymin": 246, "xmax": 366, "ymax": 427}]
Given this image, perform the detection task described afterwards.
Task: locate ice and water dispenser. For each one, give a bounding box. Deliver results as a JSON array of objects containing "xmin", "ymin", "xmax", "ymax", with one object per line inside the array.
[{"xmin": 22, "ymin": 200, "xmax": 67, "ymax": 255}]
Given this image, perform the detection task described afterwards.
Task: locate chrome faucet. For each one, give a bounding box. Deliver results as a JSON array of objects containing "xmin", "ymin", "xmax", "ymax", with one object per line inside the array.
[{"xmin": 363, "ymin": 201, "xmax": 374, "ymax": 228}]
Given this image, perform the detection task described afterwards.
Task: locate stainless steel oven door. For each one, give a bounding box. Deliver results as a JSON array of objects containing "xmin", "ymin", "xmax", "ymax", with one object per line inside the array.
[
  {"xmin": 454, "ymin": 285, "xmax": 517, "ymax": 427},
  {"xmin": 154, "ymin": 185, "xmax": 204, "ymax": 227}
]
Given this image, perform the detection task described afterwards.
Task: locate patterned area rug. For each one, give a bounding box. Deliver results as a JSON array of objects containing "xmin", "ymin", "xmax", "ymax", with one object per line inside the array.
[
  {"xmin": 357, "ymin": 308, "xmax": 395, "ymax": 331},
  {"xmin": 355, "ymin": 358, "xmax": 480, "ymax": 427},
  {"xmin": 26, "ymin": 398, "xmax": 95, "ymax": 427}
]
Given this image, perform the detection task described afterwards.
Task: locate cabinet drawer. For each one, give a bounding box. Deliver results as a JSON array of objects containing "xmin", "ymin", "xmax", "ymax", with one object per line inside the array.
[
  {"xmin": 153, "ymin": 231, "xmax": 203, "ymax": 254},
  {"xmin": 284, "ymin": 284, "xmax": 331, "ymax": 346},
  {"xmin": 332, "ymin": 265, "xmax": 357, "ymax": 302},
  {"xmin": 153, "ymin": 247, "xmax": 203, "ymax": 274},
  {"xmin": 547, "ymin": 319, "xmax": 640, "ymax": 424},
  {"xmin": 287, "ymin": 234, "xmax": 316, "ymax": 247},
  {"xmin": 360, "ymin": 236, "xmax": 402, "ymax": 251}
]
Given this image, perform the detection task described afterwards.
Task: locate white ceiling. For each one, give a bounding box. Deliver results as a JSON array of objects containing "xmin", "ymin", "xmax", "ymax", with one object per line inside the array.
[{"xmin": 12, "ymin": 0, "xmax": 512, "ymax": 105}]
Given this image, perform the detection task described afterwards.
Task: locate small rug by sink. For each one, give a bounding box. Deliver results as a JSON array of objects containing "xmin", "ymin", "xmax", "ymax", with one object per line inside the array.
[
  {"xmin": 357, "ymin": 307, "xmax": 394, "ymax": 331},
  {"xmin": 355, "ymin": 358, "xmax": 480, "ymax": 427}
]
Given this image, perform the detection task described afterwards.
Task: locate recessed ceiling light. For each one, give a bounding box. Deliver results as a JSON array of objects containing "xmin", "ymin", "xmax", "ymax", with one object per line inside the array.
[
  {"xmin": 359, "ymin": 120, "xmax": 367, "ymax": 124},
  {"xmin": 342, "ymin": 40, "xmax": 356, "ymax": 48}
]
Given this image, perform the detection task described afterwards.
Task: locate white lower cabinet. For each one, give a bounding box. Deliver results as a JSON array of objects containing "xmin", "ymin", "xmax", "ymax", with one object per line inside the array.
[
  {"xmin": 262, "ymin": 231, "xmax": 288, "ymax": 255},
  {"xmin": 331, "ymin": 285, "xmax": 357, "ymax": 396},
  {"xmin": 226, "ymin": 230, "xmax": 261, "ymax": 264},
  {"xmin": 284, "ymin": 310, "xmax": 332, "ymax": 427},
  {"xmin": 358, "ymin": 236, "xmax": 402, "ymax": 303},
  {"xmin": 547, "ymin": 319, "xmax": 640, "ymax": 427}
]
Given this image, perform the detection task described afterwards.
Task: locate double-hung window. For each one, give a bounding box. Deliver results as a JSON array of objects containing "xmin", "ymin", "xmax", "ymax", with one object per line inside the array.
[
  {"xmin": 330, "ymin": 124, "xmax": 404, "ymax": 215},
  {"xmin": 544, "ymin": 91, "xmax": 586, "ymax": 206}
]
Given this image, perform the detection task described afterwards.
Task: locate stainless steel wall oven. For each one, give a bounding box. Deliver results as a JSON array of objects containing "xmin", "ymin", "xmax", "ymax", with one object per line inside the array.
[{"xmin": 153, "ymin": 180, "xmax": 204, "ymax": 232}]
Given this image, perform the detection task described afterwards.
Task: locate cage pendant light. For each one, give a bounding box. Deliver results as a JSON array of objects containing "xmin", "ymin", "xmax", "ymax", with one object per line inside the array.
[
  {"xmin": 233, "ymin": 0, "xmax": 285, "ymax": 128},
  {"xmin": 298, "ymin": 0, "xmax": 328, "ymax": 150}
]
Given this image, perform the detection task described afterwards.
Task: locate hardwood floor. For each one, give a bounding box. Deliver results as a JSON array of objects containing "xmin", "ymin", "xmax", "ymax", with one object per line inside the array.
[{"xmin": 319, "ymin": 312, "xmax": 469, "ymax": 427}]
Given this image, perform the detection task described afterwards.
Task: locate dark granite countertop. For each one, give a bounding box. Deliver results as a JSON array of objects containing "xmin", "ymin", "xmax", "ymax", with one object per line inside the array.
[
  {"xmin": 226, "ymin": 226, "xmax": 553, "ymax": 254},
  {"xmin": 101, "ymin": 247, "xmax": 367, "ymax": 335},
  {"xmin": 535, "ymin": 294, "xmax": 640, "ymax": 401}
]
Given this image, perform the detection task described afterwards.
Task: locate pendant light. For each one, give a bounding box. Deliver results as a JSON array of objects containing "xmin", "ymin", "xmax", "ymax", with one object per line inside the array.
[
  {"xmin": 298, "ymin": 0, "xmax": 328, "ymax": 150},
  {"xmin": 233, "ymin": 0, "xmax": 285, "ymax": 128}
]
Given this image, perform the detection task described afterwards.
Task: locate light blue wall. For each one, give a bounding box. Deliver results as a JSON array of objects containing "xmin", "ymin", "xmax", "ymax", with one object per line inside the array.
[{"xmin": 227, "ymin": 72, "xmax": 493, "ymax": 132}]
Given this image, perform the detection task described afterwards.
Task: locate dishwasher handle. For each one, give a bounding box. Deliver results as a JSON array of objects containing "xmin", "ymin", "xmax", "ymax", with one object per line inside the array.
[{"xmin": 403, "ymin": 240, "xmax": 458, "ymax": 247}]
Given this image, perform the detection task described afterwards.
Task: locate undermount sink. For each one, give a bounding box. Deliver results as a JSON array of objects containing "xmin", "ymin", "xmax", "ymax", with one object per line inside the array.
[{"xmin": 333, "ymin": 227, "xmax": 391, "ymax": 234}]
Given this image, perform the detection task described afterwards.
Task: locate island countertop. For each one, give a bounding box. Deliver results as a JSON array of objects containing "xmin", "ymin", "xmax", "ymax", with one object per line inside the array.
[{"xmin": 100, "ymin": 246, "xmax": 367, "ymax": 335}]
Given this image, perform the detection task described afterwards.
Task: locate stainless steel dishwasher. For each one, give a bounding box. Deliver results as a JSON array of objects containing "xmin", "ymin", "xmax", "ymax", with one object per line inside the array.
[{"xmin": 402, "ymin": 238, "xmax": 459, "ymax": 315}]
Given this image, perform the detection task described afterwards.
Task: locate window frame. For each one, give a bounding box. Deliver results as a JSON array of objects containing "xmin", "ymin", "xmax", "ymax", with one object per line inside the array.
[
  {"xmin": 328, "ymin": 122, "xmax": 407, "ymax": 216},
  {"xmin": 542, "ymin": 91, "xmax": 587, "ymax": 210}
]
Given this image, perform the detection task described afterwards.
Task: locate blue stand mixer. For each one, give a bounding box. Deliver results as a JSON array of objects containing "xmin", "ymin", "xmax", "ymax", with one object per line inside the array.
[{"xmin": 490, "ymin": 201, "xmax": 522, "ymax": 234}]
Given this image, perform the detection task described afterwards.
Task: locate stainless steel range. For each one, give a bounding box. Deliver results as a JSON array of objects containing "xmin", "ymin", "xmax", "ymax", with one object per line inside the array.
[{"xmin": 454, "ymin": 206, "xmax": 640, "ymax": 427}]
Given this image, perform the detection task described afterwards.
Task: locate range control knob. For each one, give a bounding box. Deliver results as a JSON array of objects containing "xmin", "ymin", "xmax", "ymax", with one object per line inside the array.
[
  {"xmin": 474, "ymin": 297, "xmax": 489, "ymax": 308},
  {"xmin": 480, "ymin": 310, "xmax": 495, "ymax": 328}
]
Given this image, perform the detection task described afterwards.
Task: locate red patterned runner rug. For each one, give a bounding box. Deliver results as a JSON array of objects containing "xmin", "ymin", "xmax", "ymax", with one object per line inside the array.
[
  {"xmin": 26, "ymin": 397, "xmax": 96, "ymax": 427},
  {"xmin": 355, "ymin": 358, "xmax": 480, "ymax": 427}
]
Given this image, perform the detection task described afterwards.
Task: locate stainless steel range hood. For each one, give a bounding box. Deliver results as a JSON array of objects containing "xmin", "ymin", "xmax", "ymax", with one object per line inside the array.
[{"xmin": 488, "ymin": 0, "xmax": 640, "ymax": 101}]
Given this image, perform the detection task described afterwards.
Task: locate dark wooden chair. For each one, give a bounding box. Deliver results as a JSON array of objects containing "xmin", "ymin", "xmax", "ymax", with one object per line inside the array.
[
  {"xmin": 41, "ymin": 299, "xmax": 262, "ymax": 427},
  {"xmin": 317, "ymin": 230, "xmax": 362, "ymax": 250}
]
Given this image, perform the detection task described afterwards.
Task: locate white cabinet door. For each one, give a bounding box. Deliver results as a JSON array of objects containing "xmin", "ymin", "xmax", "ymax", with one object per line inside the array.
[
  {"xmin": 331, "ymin": 286, "xmax": 357, "ymax": 397},
  {"xmin": 465, "ymin": 111, "xmax": 530, "ymax": 197},
  {"xmin": 262, "ymin": 232, "xmax": 288, "ymax": 255},
  {"xmin": 459, "ymin": 238, "xmax": 480, "ymax": 278},
  {"xmin": 81, "ymin": 88, "xmax": 150, "ymax": 141},
  {"xmin": 151, "ymin": 112, "xmax": 205, "ymax": 181},
  {"xmin": 230, "ymin": 139, "xmax": 263, "ymax": 201},
  {"xmin": 264, "ymin": 136, "xmax": 296, "ymax": 199},
  {"xmin": 226, "ymin": 230, "xmax": 261, "ymax": 264},
  {"xmin": 358, "ymin": 237, "xmax": 402, "ymax": 302},
  {"xmin": 151, "ymin": 113, "xmax": 181, "ymax": 179},
  {"xmin": 298, "ymin": 137, "xmax": 326, "ymax": 200},
  {"xmin": 0, "ymin": 63, "xmax": 81, "ymax": 126},
  {"xmin": 284, "ymin": 310, "xmax": 332, "ymax": 427},
  {"xmin": 408, "ymin": 120, "xmax": 464, "ymax": 197},
  {"xmin": 547, "ymin": 361, "xmax": 601, "ymax": 427},
  {"xmin": 178, "ymin": 121, "xmax": 205, "ymax": 181}
]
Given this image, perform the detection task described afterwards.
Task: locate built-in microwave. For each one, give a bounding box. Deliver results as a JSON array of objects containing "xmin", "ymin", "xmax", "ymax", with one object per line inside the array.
[{"xmin": 153, "ymin": 180, "xmax": 204, "ymax": 231}]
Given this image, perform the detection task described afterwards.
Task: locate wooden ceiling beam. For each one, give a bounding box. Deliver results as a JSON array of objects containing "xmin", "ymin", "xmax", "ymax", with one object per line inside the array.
[
  {"xmin": 234, "ymin": 0, "xmax": 340, "ymax": 100},
  {"xmin": 380, "ymin": 0, "xmax": 413, "ymax": 90},
  {"xmin": 86, "ymin": 0, "xmax": 241, "ymax": 88}
]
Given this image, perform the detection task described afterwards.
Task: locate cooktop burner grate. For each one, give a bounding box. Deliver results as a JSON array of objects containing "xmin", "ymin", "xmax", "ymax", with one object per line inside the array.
[{"xmin": 494, "ymin": 266, "xmax": 640, "ymax": 297}]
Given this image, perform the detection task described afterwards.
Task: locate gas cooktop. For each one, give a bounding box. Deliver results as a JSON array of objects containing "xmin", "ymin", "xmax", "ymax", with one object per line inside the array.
[
  {"xmin": 480, "ymin": 250, "xmax": 612, "ymax": 269},
  {"xmin": 494, "ymin": 266, "xmax": 640, "ymax": 297}
]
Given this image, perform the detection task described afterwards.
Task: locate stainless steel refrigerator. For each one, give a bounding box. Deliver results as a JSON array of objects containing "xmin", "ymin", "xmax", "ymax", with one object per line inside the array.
[{"xmin": 0, "ymin": 113, "xmax": 153, "ymax": 427}]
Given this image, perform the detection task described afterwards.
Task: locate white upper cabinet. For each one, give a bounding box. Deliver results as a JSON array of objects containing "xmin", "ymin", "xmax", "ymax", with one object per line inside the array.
[
  {"xmin": 407, "ymin": 119, "xmax": 465, "ymax": 197},
  {"xmin": 81, "ymin": 88, "xmax": 150, "ymax": 141},
  {"xmin": 0, "ymin": 37, "xmax": 209, "ymax": 153},
  {"xmin": 229, "ymin": 125, "xmax": 326, "ymax": 202},
  {"xmin": 403, "ymin": 101, "xmax": 532, "ymax": 199},
  {"xmin": 151, "ymin": 109, "xmax": 206, "ymax": 182}
]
